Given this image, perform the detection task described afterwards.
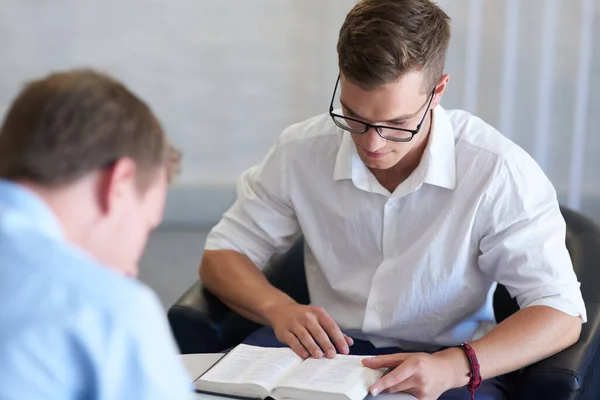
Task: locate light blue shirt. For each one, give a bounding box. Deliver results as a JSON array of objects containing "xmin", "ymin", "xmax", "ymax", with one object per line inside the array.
[{"xmin": 0, "ymin": 180, "xmax": 192, "ymax": 400}]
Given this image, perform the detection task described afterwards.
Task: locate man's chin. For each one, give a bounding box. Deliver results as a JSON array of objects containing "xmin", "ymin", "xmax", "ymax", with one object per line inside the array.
[{"xmin": 360, "ymin": 156, "xmax": 397, "ymax": 170}]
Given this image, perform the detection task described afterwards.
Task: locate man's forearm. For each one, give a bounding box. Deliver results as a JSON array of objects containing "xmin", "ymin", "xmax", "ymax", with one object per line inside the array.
[
  {"xmin": 438, "ymin": 305, "xmax": 582, "ymax": 388},
  {"xmin": 199, "ymin": 249, "xmax": 297, "ymax": 325}
]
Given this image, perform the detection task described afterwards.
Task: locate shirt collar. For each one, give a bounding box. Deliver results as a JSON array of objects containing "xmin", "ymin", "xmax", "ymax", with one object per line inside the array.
[
  {"xmin": 0, "ymin": 179, "xmax": 64, "ymax": 240},
  {"xmin": 421, "ymin": 105, "xmax": 456, "ymax": 190},
  {"xmin": 333, "ymin": 131, "xmax": 355, "ymax": 181},
  {"xmin": 333, "ymin": 129, "xmax": 389, "ymax": 195},
  {"xmin": 333, "ymin": 105, "xmax": 456, "ymax": 191}
]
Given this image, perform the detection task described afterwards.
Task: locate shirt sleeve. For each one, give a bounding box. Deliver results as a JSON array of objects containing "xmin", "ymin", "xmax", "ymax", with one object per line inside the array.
[
  {"xmin": 477, "ymin": 153, "xmax": 587, "ymax": 323},
  {"xmin": 205, "ymin": 136, "xmax": 301, "ymax": 268}
]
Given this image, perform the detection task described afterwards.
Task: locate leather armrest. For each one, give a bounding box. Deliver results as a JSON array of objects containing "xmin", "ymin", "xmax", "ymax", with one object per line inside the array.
[
  {"xmin": 511, "ymin": 301, "xmax": 600, "ymax": 400},
  {"xmin": 167, "ymin": 280, "xmax": 261, "ymax": 354}
]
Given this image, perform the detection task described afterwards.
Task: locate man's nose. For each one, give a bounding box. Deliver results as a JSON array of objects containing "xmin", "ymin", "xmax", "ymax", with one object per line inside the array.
[{"xmin": 363, "ymin": 127, "xmax": 387, "ymax": 151}]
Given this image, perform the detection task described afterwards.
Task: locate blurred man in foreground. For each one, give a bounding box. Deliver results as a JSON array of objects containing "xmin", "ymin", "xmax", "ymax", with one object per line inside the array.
[{"xmin": 0, "ymin": 69, "xmax": 192, "ymax": 399}]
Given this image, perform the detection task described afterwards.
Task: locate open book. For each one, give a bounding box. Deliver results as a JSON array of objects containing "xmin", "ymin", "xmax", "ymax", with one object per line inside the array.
[{"xmin": 194, "ymin": 344, "xmax": 388, "ymax": 400}]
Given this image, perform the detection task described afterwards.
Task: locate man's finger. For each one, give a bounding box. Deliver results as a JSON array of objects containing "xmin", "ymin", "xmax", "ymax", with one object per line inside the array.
[
  {"xmin": 305, "ymin": 320, "xmax": 337, "ymax": 358},
  {"xmin": 282, "ymin": 332, "xmax": 309, "ymax": 359},
  {"xmin": 318, "ymin": 313, "xmax": 349, "ymax": 355},
  {"xmin": 293, "ymin": 327, "xmax": 324, "ymax": 359},
  {"xmin": 384, "ymin": 376, "xmax": 417, "ymax": 395},
  {"xmin": 344, "ymin": 334, "xmax": 354, "ymax": 347},
  {"xmin": 362, "ymin": 353, "xmax": 411, "ymax": 369},
  {"xmin": 369, "ymin": 364, "xmax": 415, "ymax": 397}
]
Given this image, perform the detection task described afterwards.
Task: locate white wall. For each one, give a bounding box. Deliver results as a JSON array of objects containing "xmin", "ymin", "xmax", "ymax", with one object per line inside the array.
[{"xmin": 1, "ymin": 0, "xmax": 599, "ymax": 225}]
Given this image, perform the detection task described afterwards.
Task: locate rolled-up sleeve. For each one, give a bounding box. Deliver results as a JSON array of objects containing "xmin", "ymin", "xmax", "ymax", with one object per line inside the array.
[
  {"xmin": 204, "ymin": 137, "xmax": 300, "ymax": 269},
  {"xmin": 478, "ymin": 153, "xmax": 587, "ymax": 323}
]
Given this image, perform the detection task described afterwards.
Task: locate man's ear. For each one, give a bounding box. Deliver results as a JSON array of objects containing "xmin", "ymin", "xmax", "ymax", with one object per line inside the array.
[
  {"xmin": 97, "ymin": 158, "xmax": 137, "ymax": 215},
  {"xmin": 432, "ymin": 74, "xmax": 450, "ymax": 109}
]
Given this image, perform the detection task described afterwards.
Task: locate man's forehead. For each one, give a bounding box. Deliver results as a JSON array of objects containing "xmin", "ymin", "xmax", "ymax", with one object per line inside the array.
[
  {"xmin": 340, "ymin": 70, "xmax": 427, "ymax": 94},
  {"xmin": 338, "ymin": 72, "xmax": 428, "ymax": 121}
]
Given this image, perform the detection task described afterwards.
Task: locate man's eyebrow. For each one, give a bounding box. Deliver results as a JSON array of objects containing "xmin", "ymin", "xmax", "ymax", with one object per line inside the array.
[{"xmin": 340, "ymin": 100, "xmax": 418, "ymax": 123}]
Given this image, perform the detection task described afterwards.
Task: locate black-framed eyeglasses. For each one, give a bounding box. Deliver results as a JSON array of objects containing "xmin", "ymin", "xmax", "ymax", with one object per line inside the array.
[{"xmin": 328, "ymin": 74, "xmax": 436, "ymax": 142}]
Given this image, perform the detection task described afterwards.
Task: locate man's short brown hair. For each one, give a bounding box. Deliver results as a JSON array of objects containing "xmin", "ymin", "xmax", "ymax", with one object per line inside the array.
[
  {"xmin": 337, "ymin": 0, "xmax": 451, "ymax": 92},
  {"xmin": 0, "ymin": 69, "xmax": 180, "ymax": 189}
]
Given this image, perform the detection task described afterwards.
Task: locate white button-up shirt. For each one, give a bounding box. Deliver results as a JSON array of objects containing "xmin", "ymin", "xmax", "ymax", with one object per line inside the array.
[{"xmin": 205, "ymin": 106, "xmax": 587, "ymax": 351}]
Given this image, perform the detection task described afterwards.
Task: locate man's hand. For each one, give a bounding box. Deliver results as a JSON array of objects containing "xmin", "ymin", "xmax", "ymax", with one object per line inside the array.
[
  {"xmin": 362, "ymin": 349, "xmax": 469, "ymax": 399},
  {"xmin": 265, "ymin": 303, "xmax": 354, "ymax": 359}
]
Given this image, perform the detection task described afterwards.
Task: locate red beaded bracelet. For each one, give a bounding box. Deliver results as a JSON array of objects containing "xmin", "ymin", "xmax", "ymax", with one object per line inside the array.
[{"xmin": 458, "ymin": 342, "xmax": 482, "ymax": 400}]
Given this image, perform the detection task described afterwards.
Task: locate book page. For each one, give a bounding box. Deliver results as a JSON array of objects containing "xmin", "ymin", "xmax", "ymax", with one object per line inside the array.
[
  {"xmin": 273, "ymin": 355, "xmax": 386, "ymax": 398},
  {"xmin": 199, "ymin": 344, "xmax": 303, "ymax": 391}
]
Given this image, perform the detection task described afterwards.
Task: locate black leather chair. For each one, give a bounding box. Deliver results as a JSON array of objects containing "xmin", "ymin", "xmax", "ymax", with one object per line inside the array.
[{"xmin": 168, "ymin": 206, "xmax": 600, "ymax": 400}]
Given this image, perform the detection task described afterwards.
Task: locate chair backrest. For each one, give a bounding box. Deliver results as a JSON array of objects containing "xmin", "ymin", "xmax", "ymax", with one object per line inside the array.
[
  {"xmin": 493, "ymin": 206, "xmax": 600, "ymax": 323},
  {"xmin": 262, "ymin": 238, "xmax": 310, "ymax": 305}
]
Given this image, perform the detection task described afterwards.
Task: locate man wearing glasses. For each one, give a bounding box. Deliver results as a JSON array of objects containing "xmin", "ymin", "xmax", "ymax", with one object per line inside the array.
[{"xmin": 199, "ymin": 1, "xmax": 586, "ymax": 399}]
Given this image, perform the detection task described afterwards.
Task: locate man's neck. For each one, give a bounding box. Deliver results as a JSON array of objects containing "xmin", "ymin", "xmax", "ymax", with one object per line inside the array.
[{"xmin": 370, "ymin": 111, "xmax": 433, "ymax": 193}]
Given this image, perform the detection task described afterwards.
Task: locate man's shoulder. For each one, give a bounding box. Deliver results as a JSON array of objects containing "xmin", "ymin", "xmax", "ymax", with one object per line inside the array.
[
  {"xmin": 0, "ymin": 229, "xmax": 157, "ymax": 332},
  {"xmin": 0, "ymin": 232, "xmax": 171, "ymax": 398},
  {"xmin": 0, "ymin": 232, "xmax": 162, "ymax": 373},
  {"xmin": 446, "ymin": 108, "xmax": 539, "ymax": 171},
  {"xmin": 276, "ymin": 112, "xmax": 342, "ymax": 150}
]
